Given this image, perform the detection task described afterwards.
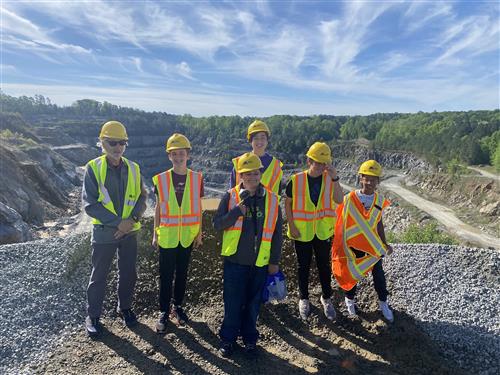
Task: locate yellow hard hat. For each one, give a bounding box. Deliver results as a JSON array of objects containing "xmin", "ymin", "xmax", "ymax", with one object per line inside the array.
[
  {"xmin": 166, "ymin": 133, "xmax": 191, "ymax": 152},
  {"xmin": 306, "ymin": 142, "xmax": 332, "ymax": 164},
  {"xmin": 236, "ymin": 152, "xmax": 263, "ymax": 173},
  {"xmin": 99, "ymin": 121, "xmax": 128, "ymax": 140},
  {"xmin": 358, "ymin": 160, "xmax": 382, "ymax": 177},
  {"xmin": 247, "ymin": 120, "xmax": 270, "ymax": 141}
]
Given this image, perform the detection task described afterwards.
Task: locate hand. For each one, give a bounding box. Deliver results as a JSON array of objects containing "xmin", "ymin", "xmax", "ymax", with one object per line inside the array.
[
  {"xmin": 118, "ymin": 218, "xmax": 135, "ymax": 234},
  {"xmin": 152, "ymin": 235, "xmax": 158, "ymax": 249},
  {"xmin": 194, "ymin": 232, "xmax": 203, "ymax": 248},
  {"xmin": 325, "ymin": 164, "xmax": 337, "ymax": 180},
  {"xmin": 268, "ymin": 264, "xmax": 279, "ymax": 275},
  {"xmin": 238, "ymin": 201, "xmax": 247, "ymax": 215},
  {"xmin": 114, "ymin": 229, "xmax": 126, "ymax": 239},
  {"xmin": 289, "ymin": 223, "xmax": 301, "ymax": 239},
  {"xmin": 386, "ymin": 244, "xmax": 393, "ymax": 255}
]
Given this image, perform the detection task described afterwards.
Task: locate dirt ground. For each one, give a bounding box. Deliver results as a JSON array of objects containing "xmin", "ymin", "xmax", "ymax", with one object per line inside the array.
[{"xmin": 30, "ymin": 215, "xmax": 464, "ymax": 375}]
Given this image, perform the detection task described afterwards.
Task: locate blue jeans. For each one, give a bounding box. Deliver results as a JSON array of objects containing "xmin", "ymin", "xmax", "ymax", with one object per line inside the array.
[{"xmin": 219, "ymin": 260, "xmax": 268, "ymax": 345}]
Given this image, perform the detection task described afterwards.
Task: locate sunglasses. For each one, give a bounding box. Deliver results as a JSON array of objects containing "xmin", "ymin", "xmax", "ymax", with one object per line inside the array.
[{"xmin": 106, "ymin": 140, "xmax": 128, "ymax": 147}]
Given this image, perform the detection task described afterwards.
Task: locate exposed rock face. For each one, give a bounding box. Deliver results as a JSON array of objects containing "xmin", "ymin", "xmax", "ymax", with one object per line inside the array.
[{"xmin": 0, "ymin": 202, "xmax": 32, "ymax": 244}]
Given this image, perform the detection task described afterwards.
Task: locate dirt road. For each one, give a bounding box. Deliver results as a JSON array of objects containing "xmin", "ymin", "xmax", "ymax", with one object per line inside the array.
[
  {"xmin": 467, "ymin": 166, "xmax": 499, "ymax": 180},
  {"xmin": 381, "ymin": 176, "xmax": 500, "ymax": 250}
]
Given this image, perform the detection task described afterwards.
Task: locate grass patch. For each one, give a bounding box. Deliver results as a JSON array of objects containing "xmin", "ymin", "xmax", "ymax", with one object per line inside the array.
[{"xmin": 388, "ymin": 222, "xmax": 458, "ymax": 245}]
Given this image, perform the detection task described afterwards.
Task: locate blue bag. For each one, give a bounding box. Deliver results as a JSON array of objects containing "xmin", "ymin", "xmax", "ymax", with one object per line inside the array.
[{"xmin": 262, "ymin": 270, "xmax": 287, "ymax": 303}]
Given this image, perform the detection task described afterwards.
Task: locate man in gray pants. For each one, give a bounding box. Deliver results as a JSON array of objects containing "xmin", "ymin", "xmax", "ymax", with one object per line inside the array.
[{"xmin": 82, "ymin": 120, "xmax": 147, "ymax": 337}]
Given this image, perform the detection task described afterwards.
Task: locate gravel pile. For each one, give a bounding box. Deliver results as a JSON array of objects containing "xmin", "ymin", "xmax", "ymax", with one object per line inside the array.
[
  {"xmin": 1, "ymin": 233, "xmax": 498, "ymax": 374},
  {"xmin": 0, "ymin": 234, "xmax": 90, "ymax": 374},
  {"xmin": 383, "ymin": 244, "xmax": 499, "ymax": 374}
]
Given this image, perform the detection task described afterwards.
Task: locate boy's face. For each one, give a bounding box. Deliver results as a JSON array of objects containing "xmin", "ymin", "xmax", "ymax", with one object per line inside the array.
[
  {"xmin": 359, "ymin": 174, "xmax": 379, "ymax": 194},
  {"xmin": 168, "ymin": 148, "xmax": 189, "ymax": 167},
  {"xmin": 240, "ymin": 170, "xmax": 261, "ymax": 190},
  {"xmin": 251, "ymin": 132, "xmax": 268, "ymax": 153},
  {"xmin": 307, "ymin": 158, "xmax": 327, "ymax": 175}
]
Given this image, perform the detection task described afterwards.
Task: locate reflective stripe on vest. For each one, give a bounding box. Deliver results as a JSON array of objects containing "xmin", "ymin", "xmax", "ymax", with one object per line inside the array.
[
  {"xmin": 153, "ymin": 169, "xmax": 202, "ymax": 248},
  {"xmin": 287, "ymin": 171, "xmax": 336, "ymax": 241},
  {"xmin": 87, "ymin": 155, "xmax": 141, "ymax": 231},
  {"xmin": 331, "ymin": 191, "xmax": 389, "ymax": 291},
  {"xmin": 221, "ymin": 186, "xmax": 279, "ymax": 267},
  {"xmin": 233, "ymin": 156, "xmax": 283, "ymax": 195}
]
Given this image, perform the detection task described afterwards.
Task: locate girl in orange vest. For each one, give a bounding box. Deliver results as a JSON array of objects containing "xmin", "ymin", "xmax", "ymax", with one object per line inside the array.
[
  {"xmin": 285, "ymin": 142, "xmax": 343, "ymax": 321},
  {"xmin": 331, "ymin": 160, "xmax": 394, "ymax": 322},
  {"xmin": 152, "ymin": 134, "xmax": 204, "ymax": 333}
]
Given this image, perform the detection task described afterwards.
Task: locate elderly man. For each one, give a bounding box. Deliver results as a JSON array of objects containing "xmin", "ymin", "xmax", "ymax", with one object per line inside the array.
[{"xmin": 82, "ymin": 120, "xmax": 147, "ymax": 337}]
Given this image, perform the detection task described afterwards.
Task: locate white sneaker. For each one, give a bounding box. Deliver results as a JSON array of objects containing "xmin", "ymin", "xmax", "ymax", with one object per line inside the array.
[
  {"xmin": 298, "ymin": 299, "xmax": 310, "ymax": 320},
  {"xmin": 320, "ymin": 296, "xmax": 336, "ymax": 321},
  {"xmin": 379, "ymin": 300, "xmax": 394, "ymax": 322},
  {"xmin": 344, "ymin": 297, "xmax": 357, "ymax": 317}
]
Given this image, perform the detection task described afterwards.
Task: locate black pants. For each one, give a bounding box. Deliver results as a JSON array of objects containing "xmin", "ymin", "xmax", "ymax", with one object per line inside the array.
[
  {"xmin": 345, "ymin": 258, "xmax": 388, "ymax": 302},
  {"xmin": 159, "ymin": 244, "xmax": 193, "ymax": 312},
  {"xmin": 294, "ymin": 236, "xmax": 333, "ymax": 300}
]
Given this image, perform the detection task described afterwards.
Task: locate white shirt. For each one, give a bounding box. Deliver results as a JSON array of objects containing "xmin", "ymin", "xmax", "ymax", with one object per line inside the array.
[{"xmin": 355, "ymin": 190, "xmax": 374, "ymax": 210}]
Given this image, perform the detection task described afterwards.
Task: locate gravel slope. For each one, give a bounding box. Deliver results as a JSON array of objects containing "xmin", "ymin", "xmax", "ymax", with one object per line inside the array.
[{"xmin": 1, "ymin": 223, "xmax": 498, "ymax": 374}]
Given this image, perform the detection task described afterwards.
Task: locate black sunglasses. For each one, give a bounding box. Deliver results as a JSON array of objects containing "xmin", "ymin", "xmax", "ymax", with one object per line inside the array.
[{"xmin": 106, "ymin": 140, "xmax": 128, "ymax": 147}]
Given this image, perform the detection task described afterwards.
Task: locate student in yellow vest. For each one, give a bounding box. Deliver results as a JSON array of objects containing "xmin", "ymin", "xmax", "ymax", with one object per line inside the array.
[
  {"xmin": 230, "ymin": 120, "xmax": 283, "ymax": 195},
  {"xmin": 82, "ymin": 121, "xmax": 147, "ymax": 337},
  {"xmin": 331, "ymin": 160, "xmax": 394, "ymax": 322},
  {"xmin": 214, "ymin": 152, "xmax": 283, "ymax": 358},
  {"xmin": 285, "ymin": 142, "xmax": 343, "ymax": 321},
  {"xmin": 152, "ymin": 133, "xmax": 204, "ymax": 333}
]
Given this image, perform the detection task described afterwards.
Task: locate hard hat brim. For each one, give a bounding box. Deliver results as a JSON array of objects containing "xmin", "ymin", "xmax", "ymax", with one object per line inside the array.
[
  {"xmin": 306, "ymin": 153, "xmax": 332, "ymax": 164},
  {"xmin": 166, "ymin": 146, "xmax": 191, "ymax": 152},
  {"xmin": 238, "ymin": 167, "xmax": 262, "ymax": 174}
]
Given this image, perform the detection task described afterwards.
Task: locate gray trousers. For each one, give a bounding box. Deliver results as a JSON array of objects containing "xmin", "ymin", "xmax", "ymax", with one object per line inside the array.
[{"xmin": 87, "ymin": 234, "xmax": 138, "ymax": 318}]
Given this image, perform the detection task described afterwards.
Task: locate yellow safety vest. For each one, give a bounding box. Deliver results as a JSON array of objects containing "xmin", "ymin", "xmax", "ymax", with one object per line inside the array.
[
  {"xmin": 221, "ymin": 185, "xmax": 279, "ymax": 267},
  {"xmin": 152, "ymin": 169, "xmax": 202, "ymax": 249},
  {"xmin": 287, "ymin": 171, "xmax": 336, "ymax": 241},
  {"xmin": 332, "ymin": 191, "xmax": 390, "ymax": 290},
  {"xmin": 232, "ymin": 156, "xmax": 283, "ymax": 195},
  {"xmin": 87, "ymin": 155, "xmax": 141, "ymax": 231}
]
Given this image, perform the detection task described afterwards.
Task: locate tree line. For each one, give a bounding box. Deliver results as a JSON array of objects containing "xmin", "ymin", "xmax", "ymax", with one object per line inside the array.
[{"xmin": 1, "ymin": 92, "xmax": 498, "ymax": 169}]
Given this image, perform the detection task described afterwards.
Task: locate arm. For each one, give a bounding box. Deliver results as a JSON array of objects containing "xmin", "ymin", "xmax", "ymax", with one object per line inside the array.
[
  {"xmin": 152, "ymin": 196, "xmax": 160, "ymax": 249},
  {"xmin": 213, "ymin": 192, "xmax": 245, "ymax": 231},
  {"xmin": 377, "ymin": 218, "xmax": 393, "ymax": 255},
  {"xmin": 229, "ymin": 167, "xmax": 236, "ymax": 188},
  {"xmin": 268, "ymin": 208, "xmax": 283, "ymax": 274},
  {"xmin": 285, "ymin": 196, "xmax": 300, "ymax": 239},
  {"xmin": 82, "ymin": 165, "xmax": 121, "ymax": 227},
  {"xmin": 130, "ymin": 175, "xmax": 148, "ymax": 219},
  {"xmin": 194, "ymin": 176, "xmax": 205, "ymax": 247},
  {"xmin": 333, "ymin": 180, "xmax": 343, "ymax": 204}
]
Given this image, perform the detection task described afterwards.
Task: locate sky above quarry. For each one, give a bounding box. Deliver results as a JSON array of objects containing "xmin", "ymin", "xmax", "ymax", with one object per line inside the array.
[{"xmin": 1, "ymin": 0, "xmax": 499, "ymax": 116}]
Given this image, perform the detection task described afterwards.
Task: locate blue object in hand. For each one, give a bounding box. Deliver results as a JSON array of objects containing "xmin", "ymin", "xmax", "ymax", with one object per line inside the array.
[{"xmin": 262, "ymin": 271, "xmax": 287, "ymax": 303}]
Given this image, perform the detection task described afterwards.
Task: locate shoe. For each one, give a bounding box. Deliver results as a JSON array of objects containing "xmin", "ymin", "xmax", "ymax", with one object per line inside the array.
[
  {"xmin": 379, "ymin": 300, "xmax": 394, "ymax": 322},
  {"xmin": 219, "ymin": 341, "xmax": 234, "ymax": 357},
  {"xmin": 345, "ymin": 297, "xmax": 357, "ymax": 317},
  {"xmin": 85, "ymin": 316, "xmax": 101, "ymax": 337},
  {"xmin": 298, "ymin": 299, "xmax": 310, "ymax": 320},
  {"xmin": 156, "ymin": 312, "xmax": 168, "ymax": 334},
  {"xmin": 320, "ymin": 296, "xmax": 337, "ymax": 321},
  {"xmin": 244, "ymin": 343, "xmax": 258, "ymax": 358},
  {"xmin": 170, "ymin": 305, "xmax": 189, "ymax": 327},
  {"xmin": 117, "ymin": 308, "xmax": 138, "ymax": 327}
]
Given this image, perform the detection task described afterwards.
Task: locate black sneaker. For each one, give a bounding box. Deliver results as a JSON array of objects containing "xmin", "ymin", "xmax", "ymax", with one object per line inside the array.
[
  {"xmin": 85, "ymin": 316, "xmax": 101, "ymax": 337},
  {"xmin": 117, "ymin": 308, "xmax": 138, "ymax": 327},
  {"xmin": 244, "ymin": 343, "xmax": 258, "ymax": 358},
  {"xmin": 156, "ymin": 312, "xmax": 168, "ymax": 334},
  {"xmin": 170, "ymin": 305, "xmax": 189, "ymax": 327},
  {"xmin": 219, "ymin": 341, "xmax": 234, "ymax": 358}
]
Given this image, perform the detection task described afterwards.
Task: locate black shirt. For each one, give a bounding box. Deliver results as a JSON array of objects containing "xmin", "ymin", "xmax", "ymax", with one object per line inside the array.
[{"xmin": 285, "ymin": 173, "xmax": 323, "ymax": 206}]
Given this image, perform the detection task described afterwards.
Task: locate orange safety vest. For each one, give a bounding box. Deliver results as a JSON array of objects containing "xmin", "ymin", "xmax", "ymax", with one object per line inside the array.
[
  {"xmin": 331, "ymin": 191, "xmax": 390, "ymax": 291},
  {"xmin": 232, "ymin": 156, "xmax": 283, "ymax": 195},
  {"xmin": 287, "ymin": 171, "xmax": 337, "ymax": 241},
  {"xmin": 221, "ymin": 185, "xmax": 279, "ymax": 266},
  {"xmin": 152, "ymin": 169, "xmax": 202, "ymax": 248}
]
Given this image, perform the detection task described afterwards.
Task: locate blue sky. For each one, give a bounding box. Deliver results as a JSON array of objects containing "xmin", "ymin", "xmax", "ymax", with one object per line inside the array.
[{"xmin": 1, "ymin": 1, "xmax": 499, "ymax": 116}]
